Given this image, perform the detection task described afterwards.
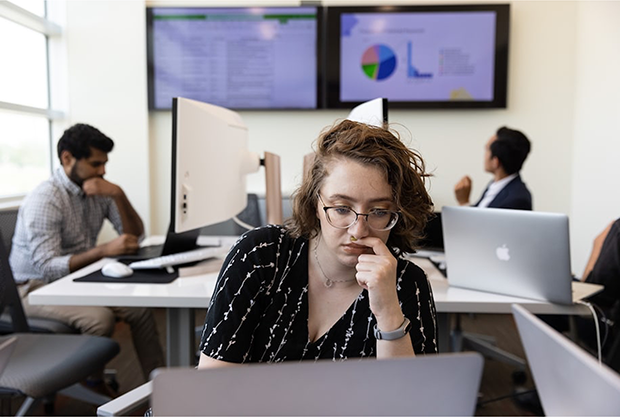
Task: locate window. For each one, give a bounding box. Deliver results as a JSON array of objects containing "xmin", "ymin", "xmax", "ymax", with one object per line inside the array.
[{"xmin": 0, "ymin": 1, "xmax": 63, "ymax": 203}]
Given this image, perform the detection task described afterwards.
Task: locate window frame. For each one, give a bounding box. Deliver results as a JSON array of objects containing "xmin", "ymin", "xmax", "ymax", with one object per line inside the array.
[{"xmin": 0, "ymin": 1, "xmax": 64, "ymax": 207}]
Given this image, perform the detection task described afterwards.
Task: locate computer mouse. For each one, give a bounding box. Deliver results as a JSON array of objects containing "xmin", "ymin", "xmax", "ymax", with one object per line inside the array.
[{"xmin": 101, "ymin": 261, "xmax": 134, "ymax": 278}]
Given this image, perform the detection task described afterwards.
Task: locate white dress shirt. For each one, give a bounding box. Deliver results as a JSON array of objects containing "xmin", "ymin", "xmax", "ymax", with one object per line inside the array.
[{"xmin": 477, "ymin": 173, "xmax": 518, "ymax": 208}]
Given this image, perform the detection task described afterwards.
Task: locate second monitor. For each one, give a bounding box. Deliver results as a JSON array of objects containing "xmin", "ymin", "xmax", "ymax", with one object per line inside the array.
[{"xmin": 135, "ymin": 97, "xmax": 282, "ymax": 262}]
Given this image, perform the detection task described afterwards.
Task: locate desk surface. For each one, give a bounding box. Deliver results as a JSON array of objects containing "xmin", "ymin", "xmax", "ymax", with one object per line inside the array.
[
  {"xmin": 29, "ymin": 235, "xmax": 238, "ymax": 310},
  {"xmin": 29, "ymin": 244, "xmax": 601, "ymax": 316},
  {"xmin": 415, "ymin": 257, "xmax": 602, "ymax": 315},
  {"xmin": 28, "ymin": 257, "xmax": 220, "ymax": 309}
]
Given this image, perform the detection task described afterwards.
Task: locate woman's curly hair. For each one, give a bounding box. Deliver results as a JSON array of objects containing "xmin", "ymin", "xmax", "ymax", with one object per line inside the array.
[{"xmin": 285, "ymin": 119, "xmax": 434, "ymax": 254}]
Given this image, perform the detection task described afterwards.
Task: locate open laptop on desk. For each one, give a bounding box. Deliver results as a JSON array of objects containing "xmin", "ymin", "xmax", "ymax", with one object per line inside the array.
[
  {"xmin": 512, "ymin": 304, "xmax": 620, "ymax": 415},
  {"xmin": 410, "ymin": 212, "xmax": 447, "ymax": 276},
  {"xmin": 442, "ymin": 206, "xmax": 601, "ymax": 305},
  {"xmin": 414, "ymin": 211, "xmax": 444, "ymax": 258},
  {"xmin": 151, "ymin": 353, "xmax": 484, "ymax": 416},
  {"xmin": 119, "ymin": 227, "xmax": 208, "ymax": 261}
]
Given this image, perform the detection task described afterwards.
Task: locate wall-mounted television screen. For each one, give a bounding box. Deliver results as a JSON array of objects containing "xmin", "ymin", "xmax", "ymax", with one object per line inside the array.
[
  {"xmin": 147, "ymin": 7, "xmax": 322, "ymax": 110},
  {"xmin": 325, "ymin": 5, "xmax": 509, "ymax": 109}
]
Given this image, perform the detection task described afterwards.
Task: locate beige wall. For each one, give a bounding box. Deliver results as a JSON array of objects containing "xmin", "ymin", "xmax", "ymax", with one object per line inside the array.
[
  {"xmin": 64, "ymin": 1, "xmax": 620, "ymax": 275},
  {"xmin": 569, "ymin": 1, "xmax": 620, "ymax": 276},
  {"xmin": 64, "ymin": 0, "xmax": 151, "ymax": 239}
]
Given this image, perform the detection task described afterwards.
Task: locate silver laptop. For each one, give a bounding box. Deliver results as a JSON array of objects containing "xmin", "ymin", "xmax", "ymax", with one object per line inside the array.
[
  {"xmin": 442, "ymin": 206, "xmax": 573, "ymax": 304},
  {"xmin": 512, "ymin": 304, "xmax": 620, "ymax": 415},
  {"xmin": 151, "ymin": 353, "xmax": 484, "ymax": 416}
]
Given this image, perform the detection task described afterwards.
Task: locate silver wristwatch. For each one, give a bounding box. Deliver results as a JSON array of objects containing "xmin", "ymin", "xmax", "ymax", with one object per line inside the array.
[{"xmin": 373, "ymin": 317, "xmax": 412, "ymax": 341}]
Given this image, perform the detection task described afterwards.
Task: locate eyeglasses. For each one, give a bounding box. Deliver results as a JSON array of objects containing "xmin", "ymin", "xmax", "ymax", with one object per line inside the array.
[{"xmin": 318, "ymin": 194, "xmax": 400, "ymax": 231}]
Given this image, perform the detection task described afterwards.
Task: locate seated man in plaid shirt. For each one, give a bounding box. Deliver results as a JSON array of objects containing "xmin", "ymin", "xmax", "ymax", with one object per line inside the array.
[{"xmin": 10, "ymin": 123, "xmax": 164, "ymax": 384}]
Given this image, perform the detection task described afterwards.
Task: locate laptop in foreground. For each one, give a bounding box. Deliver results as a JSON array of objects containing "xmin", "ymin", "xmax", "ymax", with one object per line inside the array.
[
  {"xmin": 512, "ymin": 304, "xmax": 620, "ymax": 415},
  {"xmin": 442, "ymin": 206, "xmax": 574, "ymax": 304},
  {"xmin": 151, "ymin": 353, "xmax": 483, "ymax": 416}
]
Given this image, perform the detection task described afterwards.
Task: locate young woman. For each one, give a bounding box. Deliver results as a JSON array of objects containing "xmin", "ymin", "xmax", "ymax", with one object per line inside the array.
[{"xmin": 198, "ymin": 119, "xmax": 437, "ymax": 368}]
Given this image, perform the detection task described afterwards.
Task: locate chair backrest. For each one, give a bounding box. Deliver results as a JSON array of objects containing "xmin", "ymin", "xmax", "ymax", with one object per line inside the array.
[
  {"xmin": 0, "ymin": 208, "xmax": 18, "ymax": 255},
  {"xmin": 0, "ymin": 229, "xmax": 30, "ymax": 333}
]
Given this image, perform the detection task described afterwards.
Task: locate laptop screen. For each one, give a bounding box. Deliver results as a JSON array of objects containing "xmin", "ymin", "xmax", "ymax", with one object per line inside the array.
[
  {"xmin": 152, "ymin": 354, "xmax": 483, "ymax": 416},
  {"xmin": 512, "ymin": 304, "xmax": 620, "ymax": 415},
  {"xmin": 418, "ymin": 212, "xmax": 444, "ymax": 252}
]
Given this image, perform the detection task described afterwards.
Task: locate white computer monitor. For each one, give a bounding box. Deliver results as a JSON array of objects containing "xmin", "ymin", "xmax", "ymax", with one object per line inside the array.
[
  {"xmin": 152, "ymin": 98, "xmax": 281, "ymax": 256},
  {"xmin": 512, "ymin": 304, "xmax": 620, "ymax": 416},
  {"xmin": 346, "ymin": 97, "xmax": 388, "ymax": 127},
  {"xmin": 171, "ymin": 97, "xmax": 260, "ymax": 234},
  {"xmin": 302, "ymin": 98, "xmax": 389, "ymax": 181}
]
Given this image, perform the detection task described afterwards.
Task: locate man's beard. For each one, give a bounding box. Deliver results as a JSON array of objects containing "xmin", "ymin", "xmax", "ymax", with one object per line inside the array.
[{"xmin": 69, "ymin": 163, "xmax": 84, "ymax": 187}]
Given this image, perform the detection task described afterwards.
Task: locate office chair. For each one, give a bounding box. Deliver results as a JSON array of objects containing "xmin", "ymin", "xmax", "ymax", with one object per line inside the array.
[
  {"xmin": 0, "ymin": 230, "xmax": 120, "ymax": 416},
  {"xmin": 0, "ymin": 208, "xmax": 77, "ymax": 335},
  {"xmin": 0, "ymin": 209, "xmax": 18, "ymax": 256}
]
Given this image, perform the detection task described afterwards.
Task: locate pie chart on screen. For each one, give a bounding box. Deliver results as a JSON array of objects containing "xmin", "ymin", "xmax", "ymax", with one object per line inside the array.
[{"xmin": 361, "ymin": 44, "xmax": 397, "ymax": 81}]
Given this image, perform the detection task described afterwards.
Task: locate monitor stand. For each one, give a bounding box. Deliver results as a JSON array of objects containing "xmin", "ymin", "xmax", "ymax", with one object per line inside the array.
[{"xmin": 263, "ymin": 151, "xmax": 283, "ymax": 225}]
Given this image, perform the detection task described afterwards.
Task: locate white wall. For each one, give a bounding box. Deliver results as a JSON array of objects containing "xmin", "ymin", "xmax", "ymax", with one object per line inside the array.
[
  {"xmin": 63, "ymin": 1, "xmax": 619, "ymax": 274},
  {"xmin": 570, "ymin": 1, "xmax": 620, "ymax": 276},
  {"xmin": 149, "ymin": 2, "xmax": 578, "ymax": 226},
  {"xmin": 64, "ymin": 0, "xmax": 151, "ymax": 236}
]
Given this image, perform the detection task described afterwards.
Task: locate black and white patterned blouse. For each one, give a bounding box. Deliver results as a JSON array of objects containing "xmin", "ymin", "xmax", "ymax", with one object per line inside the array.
[{"xmin": 200, "ymin": 225, "xmax": 437, "ymax": 363}]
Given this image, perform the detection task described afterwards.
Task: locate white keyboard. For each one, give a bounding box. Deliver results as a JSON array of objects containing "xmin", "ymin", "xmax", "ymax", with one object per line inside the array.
[{"xmin": 129, "ymin": 246, "xmax": 229, "ymax": 270}]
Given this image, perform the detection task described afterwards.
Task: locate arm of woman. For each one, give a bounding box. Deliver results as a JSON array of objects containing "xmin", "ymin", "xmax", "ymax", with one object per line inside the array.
[
  {"xmin": 197, "ymin": 231, "xmax": 272, "ymax": 365},
  {"xmin": 197, "ymin": 353, "xmax": 239, "ymax": 369},
  {"xmin": 355, "ymin": 237, "xmax": 415, "ymax": 358},
  {"xmin": 582, "ymin": 221, "xmax": 614, "ymax": 281}
]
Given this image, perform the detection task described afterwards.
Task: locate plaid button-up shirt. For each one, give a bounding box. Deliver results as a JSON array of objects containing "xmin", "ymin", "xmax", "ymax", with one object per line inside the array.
[{"xmin": 10, "ymin": 167, "xmax": 123, "ymax": 284}]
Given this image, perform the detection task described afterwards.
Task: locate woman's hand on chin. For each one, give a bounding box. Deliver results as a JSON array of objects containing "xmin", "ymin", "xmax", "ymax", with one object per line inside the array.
[{"xmin": 353, "ymin": 237, "xmax": 401, "ymax": 321}]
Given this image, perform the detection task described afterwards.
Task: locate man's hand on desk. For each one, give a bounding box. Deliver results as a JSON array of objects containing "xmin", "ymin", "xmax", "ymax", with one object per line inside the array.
[{"xmin": 69, "ymin": 234, "xmax": 140, "ymax": 273}]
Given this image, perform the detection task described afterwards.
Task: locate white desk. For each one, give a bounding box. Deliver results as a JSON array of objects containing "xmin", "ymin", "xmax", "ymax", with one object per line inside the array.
[
  {"xmin": 28, "ymin": 236, "xmax": 238, "ymax": 367},
  {"xmin": 28, "ymin": 240, "xmax": 603, "ymax": 366},
  {"xmin": 413, "ymin": 257, "xmax": 603, "ymax": 351}
]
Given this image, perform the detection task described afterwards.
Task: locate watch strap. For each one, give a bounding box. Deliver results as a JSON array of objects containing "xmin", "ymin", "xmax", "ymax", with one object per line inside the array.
[{"xmin": 373, "ymin": 317, "xmax": 412, "ymax": 341}]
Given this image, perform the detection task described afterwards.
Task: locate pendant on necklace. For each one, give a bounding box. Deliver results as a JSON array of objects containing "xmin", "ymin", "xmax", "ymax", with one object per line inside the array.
[{"xmin": 324, "ymin": 278, "xmax": 334, "ymax": 288}]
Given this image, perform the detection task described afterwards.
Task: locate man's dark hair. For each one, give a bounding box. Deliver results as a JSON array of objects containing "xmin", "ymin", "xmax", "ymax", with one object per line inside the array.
[
  {"xmin": 490, "ymin": 126, "xmax": 531, "ymax": 175},
  {"xmin": 57, "ymin": 123, "xmax": 114, "ymax": 162}
]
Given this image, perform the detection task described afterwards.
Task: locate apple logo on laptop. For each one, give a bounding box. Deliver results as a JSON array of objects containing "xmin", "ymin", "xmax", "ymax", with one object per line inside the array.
[{"xmin": 496, "ymin": 244, "xmax": 511, "ymax": 261}]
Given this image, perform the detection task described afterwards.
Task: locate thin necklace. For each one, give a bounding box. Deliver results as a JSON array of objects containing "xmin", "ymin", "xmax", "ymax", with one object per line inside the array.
[{"xmin": 313, "ymin": 235, "xmax": 357, "ymax": 288}]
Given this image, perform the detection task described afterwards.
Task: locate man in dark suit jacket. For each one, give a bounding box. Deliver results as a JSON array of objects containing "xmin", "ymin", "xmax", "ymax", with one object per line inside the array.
[{"xmin": 454, "ymin": 126, "xmax": 532, "ymax": 210}]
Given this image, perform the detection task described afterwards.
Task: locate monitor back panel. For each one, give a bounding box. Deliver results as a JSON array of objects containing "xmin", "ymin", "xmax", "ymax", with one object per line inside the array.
[
  {"xmin": 152, "ymin": 353, "xmax": 483, "ymax": 416},
  {"xmin": 442, "ymin": 206, "xmax": 573, "ymax": 304},
  {"xmin": 512, "ymin": 304, "xmax": 620, "ymax": 415}
]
